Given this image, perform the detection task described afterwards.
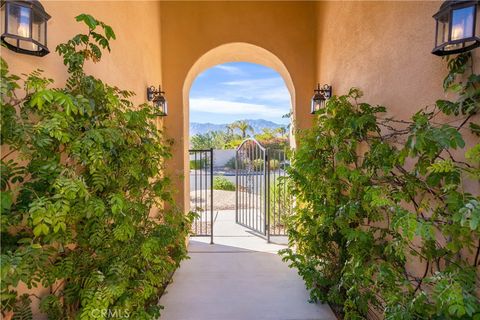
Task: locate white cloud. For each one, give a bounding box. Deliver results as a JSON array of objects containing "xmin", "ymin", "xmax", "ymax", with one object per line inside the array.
[
  {"xmin": 190, "ymin": 98, "xmax": 287, "ymax": 118},
  {"xmin": 220, "ymin": 78, "xmax": 291, "ymax": 102},
  {"xmin": 212, "ymin": 65, "xmax": 245, "ymax": 75}
]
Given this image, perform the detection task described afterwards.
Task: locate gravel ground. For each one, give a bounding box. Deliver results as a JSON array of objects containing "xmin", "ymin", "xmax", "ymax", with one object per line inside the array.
[{"xmin": 190, "ymin": 190, "xmax": 260, "ymax": 210}]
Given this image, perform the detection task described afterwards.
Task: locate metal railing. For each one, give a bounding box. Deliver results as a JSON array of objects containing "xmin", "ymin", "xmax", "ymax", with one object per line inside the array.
[
  {"xmin": 235, "ymin": 139, "xmax": 268, "ymax": 236},
  {"xmin": 268, "ymin": 149, "xmax": 291, "ymax": 238},
  {"xmin": 189, "ymin": 148, "xmax": 213, "ymax": 244},
  {"xmin": 235, "ymin": 139, "xmax": 292, "ymax": 241}
]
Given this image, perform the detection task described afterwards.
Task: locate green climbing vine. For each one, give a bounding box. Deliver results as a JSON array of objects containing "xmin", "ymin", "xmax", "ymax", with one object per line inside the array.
[
  {"xmin": 0, "ymin": 14, "xmax": 192, "ymax": 319},
  {"xmin": 282, "ymin": 52, "xmax": 480, "ymax": 319}
]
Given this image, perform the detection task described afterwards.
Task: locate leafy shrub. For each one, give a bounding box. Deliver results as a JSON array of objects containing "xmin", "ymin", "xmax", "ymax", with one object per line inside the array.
[
  {"xmin": 190, "ymin": 131, "xmax": 234, "ymax": 150},
  {"xmin": 0, "ymin": 14, "xmax": 192, "ymax": 319},
  {"xmin": 269, "ymin": 159, "xmax": 280, "ymax": 170},
  {"xmin": 190, "ymin": 159, "xmax": 207, "ymax": 170},
  {"xmin": 252, "ymin": 159, "xmax": 264, "ymax": 171},
  {"xmin": 281, "ymin": 53, "xmax": 480, "ymax": 319},
  {"xmin": 213, "ymin": 177, "xmax": 235, "ymax": 191},
  {"xmin": 223, "ymin": 138, "xmax": 243, "ymax": 149},
  {"xmin": 269, "ymin": 177, "xmax": 292, "ymax": 231}
]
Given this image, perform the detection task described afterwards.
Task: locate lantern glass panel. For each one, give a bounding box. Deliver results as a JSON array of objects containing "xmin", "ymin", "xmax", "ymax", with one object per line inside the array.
[
  {"xmin": 18, "ymin": 37, "xmax": 38, "ymax": 51},
  {"xmin": 32, "ymin": 10, "xmax": 46, "ymax": 45},
  {"xmin": 311, "ymin": 96, "xmax": 323, "ymax": 114},
  {"xmin": 436, "ymin": 13, "xmax": 450, "ymax": 47},
  {"xmin": 7, "ymin": 4, "xmax": 30, "ymax": 38},
  {"xmin": 451, "ymin": 5, "xmax": 475, "ymax": 40},
  {"xmin": 155, "ymin": 97, "xmax": 168, "ymax": 115}
]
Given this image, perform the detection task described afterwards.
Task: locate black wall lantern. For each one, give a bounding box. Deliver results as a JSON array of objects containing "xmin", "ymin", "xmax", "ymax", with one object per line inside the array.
[
  {"xmin": 433, "ymin": 0, "xmax": 480, "ymax": 56},
  {"xmin": 147, "ymin": 85, "xmax": 168, "ymax": 116},
  {"xmin": 1, "ymin": 0, "xmax": 51, "ymax": 56},
  {"xmin": 311, "ymin": 83, "xmax": 332, "ymax": 114}
]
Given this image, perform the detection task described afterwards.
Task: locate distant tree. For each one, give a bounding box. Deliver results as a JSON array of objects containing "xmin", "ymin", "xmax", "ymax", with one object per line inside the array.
[
  {"xmin": 276, "ymin": 126, "xmax": 287, "ymax": 137},
  {"xmin": 191, "ymin": 133, "xmax": 216, "ymax": 149},
  {"xmin": 226, "ymin": 123, "xmax": 235, "ymax": 135},
  {"xmin": 255, "ymin": 127, "xmax": 289, "ymax": 150},
  {"xmin": 231, "ymin": 120, "xmax": 253, "ymax": 139},
  {"xmin": 191, "ymin": 131, "xmax": 234, "ymax": 149}
]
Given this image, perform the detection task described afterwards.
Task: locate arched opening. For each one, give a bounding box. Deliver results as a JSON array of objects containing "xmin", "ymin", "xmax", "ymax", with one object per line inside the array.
[{"xmin": 183, "ymin": 43, "xmax": 295, "ymax": 242}]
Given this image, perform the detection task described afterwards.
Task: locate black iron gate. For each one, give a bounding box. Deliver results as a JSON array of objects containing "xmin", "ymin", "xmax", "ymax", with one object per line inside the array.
[
  {"xmin": 235, "ymin": 139, "xmax": 291, "ymax": 241},
  {"xmin": 235, "ymin": 139, "xmax": 268, "ymax": 236},
  {"xmin": 189, "ymin": 149, "xmax": 213, "ymax": 244}
]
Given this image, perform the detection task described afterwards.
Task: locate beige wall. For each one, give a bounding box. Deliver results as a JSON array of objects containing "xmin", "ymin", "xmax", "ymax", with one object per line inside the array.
[
  {"xmin": 2, "ymin": 1, "xmax": 162, "ymax": 107},
  {"xmin": 160, "ymin": 1, "xmax": 317, "ymax": 210},
  {"xmin": 315, "ymin": 1, "xmax": 479, "ymax": 122},
  {"xmin": 1, "ymin": 2, "xmax": 163, "ymax": 317},
  {"xmin": 315, "ymin": 0, "xmax": 479, "ymax": 186}
]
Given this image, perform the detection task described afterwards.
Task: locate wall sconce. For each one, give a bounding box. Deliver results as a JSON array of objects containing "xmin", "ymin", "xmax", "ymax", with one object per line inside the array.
[
  {"xmin": 432, "ymin": 0, "xmax": 480, "ymax": 56},
  {"xmin": 147, "ymin": 85, "xmax": 168, "ymax": 116},
  {"xmin": 311, "ymin": 83, "xmax": 332, "ymax": 114},
  {"xmin": 1, "ymin": 0, "xmax": 51, "ymax": 56}
]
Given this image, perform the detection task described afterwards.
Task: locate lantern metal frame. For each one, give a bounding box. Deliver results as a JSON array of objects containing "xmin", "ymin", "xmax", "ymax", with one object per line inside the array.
[
  {"xmin": 432, "ymin": 0, "xmax": 480, "ymax": 56},
  {"xmin": 1, "ymin": 0, "xmax": 51, "ymax": 56},
  {"xmin": 311, "ymin": 83, "xmax": 332, "ymax": 114},
  {"xmin": 147, "ymin": 85, "xmax": 168, "ymax": 116}
]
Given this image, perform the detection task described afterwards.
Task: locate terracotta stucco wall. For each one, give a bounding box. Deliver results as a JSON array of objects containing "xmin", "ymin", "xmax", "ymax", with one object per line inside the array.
[
  {"xmin": 2, "ymin": 1, "xmax": 162, "ymax": 106},
  {"xmin": 1, "ymin": 2, "xmax": 163, "ymax": 317},
  {"xmin": 315, "ymin": 0, "xmax": 479, "ymax": 183},
  {"xmin": 315, "ymin": 1, "xmax": 479, "ymax": 121},
  {"xmin": 160, "ymin": 1, "xmax": 317, "ymax": 210}
]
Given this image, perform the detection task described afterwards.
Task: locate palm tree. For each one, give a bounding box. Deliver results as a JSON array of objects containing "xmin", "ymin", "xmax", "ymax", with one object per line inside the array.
[
  {"xmin": 226, "ymin": 123, "xmax": 235, "ymax": 136},
  {"xmin": 275, "ymin": 126, "xmax": 287, "ymax": 137},
  {"xmin": 231, "ymin": 120, "xmax": 253, "ymax": 139}
]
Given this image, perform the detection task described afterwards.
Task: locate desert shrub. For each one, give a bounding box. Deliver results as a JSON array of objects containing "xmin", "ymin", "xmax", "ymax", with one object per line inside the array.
[
  {"xmin": 223, "ymin": 138, "xmax": 243, "ymax": 149},
  {"xmin": 252, "ymin": 159, "xmax": 264, "ymax": 171},
  {"xmin": 0, "ymin": 14, "xmax": 192, "ymax": 319},
  {"xmin": 213, "ymin": 176, "xmax": 235, "ymax": 191},
  {"xmin": 269, "ymin": 177, "xmax": 292, "ymax": 231},
  {"xmin": 190, "ymin": 159, "xmax": 207, "ymax": 170},
  {"xmin": 281, "ymin": 53, "xmax": 480, "ymax": 319},
  {"xmin": 269, "ymin": 159, "xmax": 280, "ymax": 170}
]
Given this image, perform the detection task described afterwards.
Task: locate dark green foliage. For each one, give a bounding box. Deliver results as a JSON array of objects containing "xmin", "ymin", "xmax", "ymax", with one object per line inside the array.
[
  {"xmin": 282, "ymin": 54, "xmax": 480, "ymax": 319},
  {"xmin": 213, "ymin": 176, "xmax": 235, "ymax": 191},
  {"xmin": 1, "ymin": 14, "xmax": 192, "ymax": 319}
]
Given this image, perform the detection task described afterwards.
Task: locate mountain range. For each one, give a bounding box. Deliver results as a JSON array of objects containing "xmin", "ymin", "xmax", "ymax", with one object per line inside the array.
[{"xmin": 190, "ymin": 119, "xmax": 286, "ymax": 136}]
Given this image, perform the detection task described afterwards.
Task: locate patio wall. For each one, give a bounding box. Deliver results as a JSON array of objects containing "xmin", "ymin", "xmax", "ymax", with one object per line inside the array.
[{"xmin": 315, "ymin": 1, "xmax": 479, "ymax": 156}]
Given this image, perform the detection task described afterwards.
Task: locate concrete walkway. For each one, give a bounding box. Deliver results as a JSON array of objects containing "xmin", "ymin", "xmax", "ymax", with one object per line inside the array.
[{"xmin": 159, "ymin": 210, "xmax": 336, "ymax": 320}]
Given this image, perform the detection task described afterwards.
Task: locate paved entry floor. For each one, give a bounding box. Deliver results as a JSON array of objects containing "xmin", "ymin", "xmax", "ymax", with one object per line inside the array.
[{"xmin": 159, "ymin": 210, "xmax": 336, "ymax": 320}]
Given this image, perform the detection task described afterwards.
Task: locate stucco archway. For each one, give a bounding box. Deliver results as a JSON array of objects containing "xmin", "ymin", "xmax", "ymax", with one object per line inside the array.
[{"xmin": 182, "ymin": 42, "xmax": 296, "ymax": 211}]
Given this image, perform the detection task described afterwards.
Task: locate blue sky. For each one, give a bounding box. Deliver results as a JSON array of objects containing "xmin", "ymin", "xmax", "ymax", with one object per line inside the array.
[{"xmin": 189, "ymin": 62, "xmax": 291, "ymax": 125}]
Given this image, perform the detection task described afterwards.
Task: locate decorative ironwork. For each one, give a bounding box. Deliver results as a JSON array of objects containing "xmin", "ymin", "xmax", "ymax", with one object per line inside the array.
[
  {"xmin": 235, "ymin": 139, "xmax": 292, "ymax": 241},
  {"xmin": 189, "ymin": 148, "xmax": 213, "ymax": 244}
]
